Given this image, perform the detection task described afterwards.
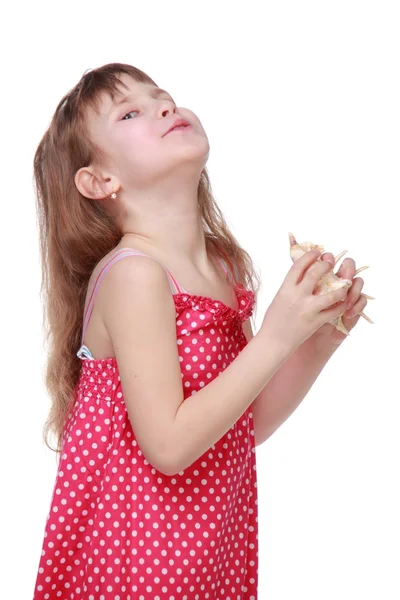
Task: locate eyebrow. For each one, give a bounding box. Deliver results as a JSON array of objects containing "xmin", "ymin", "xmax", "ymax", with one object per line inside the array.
[{"xmin": 109, "ymin": 87, "xmax": 173, "ymax": 115}]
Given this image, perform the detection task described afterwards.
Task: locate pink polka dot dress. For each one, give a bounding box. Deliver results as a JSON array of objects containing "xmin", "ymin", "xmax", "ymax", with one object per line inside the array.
[{"xmin": 33, "ymin": 247, "xmax": 259, "ymax": 599}]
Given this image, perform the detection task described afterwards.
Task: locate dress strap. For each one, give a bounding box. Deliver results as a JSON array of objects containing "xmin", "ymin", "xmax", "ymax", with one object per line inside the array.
[
  {"xmin": 216, "ymin": 255, "xmax": 239, "ymax": 284},
  {"xmin": 80, "ymin": 247, "xmax": 188, "ymax": 348}
]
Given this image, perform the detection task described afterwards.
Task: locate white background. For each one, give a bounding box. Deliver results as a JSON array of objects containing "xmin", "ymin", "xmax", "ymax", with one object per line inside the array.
[{"xmin": 1, "ymin": 0, "xmax": 399, "ymax": 598}]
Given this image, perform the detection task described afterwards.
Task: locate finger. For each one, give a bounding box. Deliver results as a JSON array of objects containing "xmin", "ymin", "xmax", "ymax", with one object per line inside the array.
[
  {"xmin": 344, "ymin": 294, "xmax": 367, "ymax": 318},
  {"xmin": 342, "ymin": 312, "xmax": 361, "ymax": 326},
  {"xmin": 344, "ymin": 277, "xmax": 364, "ymax": 310},
  {"xmin": 314, "ymin": 285, "xmax": 350, "ymax": 313},
  {"xmin": 335, "ymin": 257, "xmax": 356, "ymax": 280},
  {"xmin": 321, "ymin": 252, "xmax": 335, "ymax": 265},
  {"xmin": 317, "ymin": 293, "xmax": 350, "ymax": 325},
  {"xmin": 289, "ymin": 249, "xmax": 322, "ymax": 285},
  {"xmin": 301, "ymin": 259, "xmax": 337, "ymax": 293}
]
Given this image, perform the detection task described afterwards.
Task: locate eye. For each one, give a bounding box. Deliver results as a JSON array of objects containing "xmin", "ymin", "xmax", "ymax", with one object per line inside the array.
[{"xmin": 121, "ymin": 109, "xmax": 139, "ymax": 120}]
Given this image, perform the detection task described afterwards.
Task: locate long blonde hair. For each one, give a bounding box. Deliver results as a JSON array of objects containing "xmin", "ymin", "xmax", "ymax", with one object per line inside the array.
[{"xmin": 33, "ymin": 62, "xmax": 261, "ymax": 454}]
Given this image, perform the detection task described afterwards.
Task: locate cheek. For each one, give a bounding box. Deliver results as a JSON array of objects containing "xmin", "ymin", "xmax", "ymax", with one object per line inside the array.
[{"xmin": 115, "ymin": 126, "xmax": 160, "ymax": 161}]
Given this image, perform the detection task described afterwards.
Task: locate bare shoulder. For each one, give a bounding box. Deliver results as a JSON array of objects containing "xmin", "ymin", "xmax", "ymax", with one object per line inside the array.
[
  {"xmin": 99, "ymin": 253, "xmax": 184, "ymax": 476},
  {"xmin": 101, "ymin": 252, "xmax": 170, "ymax": 289},
  {"xmin": 100, "ymin": 253, "xmax": 177, "ymax": 333}
]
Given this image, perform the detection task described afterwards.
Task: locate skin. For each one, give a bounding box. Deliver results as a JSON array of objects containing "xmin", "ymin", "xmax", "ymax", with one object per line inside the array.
[{"xmin": 74, "ymin": 73, "xmax": 220, "ymax": 285}]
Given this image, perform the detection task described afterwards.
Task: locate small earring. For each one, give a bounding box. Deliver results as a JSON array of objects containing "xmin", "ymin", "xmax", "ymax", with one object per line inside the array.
[{"xmin": 110, "ymin": 190, "xmax": 117, "ymax": 200}]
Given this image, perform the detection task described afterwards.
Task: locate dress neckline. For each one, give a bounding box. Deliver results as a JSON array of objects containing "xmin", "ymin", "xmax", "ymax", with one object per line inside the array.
[{"xmin": 172, "ymin": 285, "xmax": 243, "ymax": 314}]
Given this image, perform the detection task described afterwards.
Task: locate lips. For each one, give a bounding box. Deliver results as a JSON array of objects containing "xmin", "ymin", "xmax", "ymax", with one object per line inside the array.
[{"xmin": 164, "ymin": 118, "xmax": 191, "ymax": 136}]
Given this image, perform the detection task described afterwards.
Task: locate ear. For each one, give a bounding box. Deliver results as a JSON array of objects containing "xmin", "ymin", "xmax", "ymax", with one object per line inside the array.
[{"xmin": 74, "ymin": 167, "xmax": 119, "ymax": 200}]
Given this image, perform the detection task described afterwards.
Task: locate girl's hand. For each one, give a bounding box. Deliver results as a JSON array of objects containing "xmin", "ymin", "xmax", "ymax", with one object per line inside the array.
[
  {"xmin": 260, "ymin": 250, "xmax": 352, "ymax": 352},
  {"xmin": 312, "ymin": 252, "xmax": 368, "ymax": 345}
]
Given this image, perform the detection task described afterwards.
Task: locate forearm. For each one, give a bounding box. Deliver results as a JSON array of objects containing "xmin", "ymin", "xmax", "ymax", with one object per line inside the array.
[
  {"xmin": 252, "ymin": 336, "xmax": 339, "ymax": 444},
  {"xmin": 169, "ymin": 328, "xmax": 292, "ymax": 474}
]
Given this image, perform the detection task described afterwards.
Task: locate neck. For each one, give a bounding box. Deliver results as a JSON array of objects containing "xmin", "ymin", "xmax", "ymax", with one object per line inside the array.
[{"xmin": 118, "ymin": 177, "xmax": 213, "ymax": 273}]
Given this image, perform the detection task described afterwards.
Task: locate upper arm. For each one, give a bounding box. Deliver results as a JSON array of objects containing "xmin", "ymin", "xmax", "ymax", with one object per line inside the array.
[{"xmin": 100, "ymin": 256, "xmax": 184, "ymax": 475}]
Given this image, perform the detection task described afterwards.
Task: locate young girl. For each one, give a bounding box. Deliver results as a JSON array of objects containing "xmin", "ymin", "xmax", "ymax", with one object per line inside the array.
[{"xmin": 32, "ymin": 63, "xmax": 351, "ymax": 599}]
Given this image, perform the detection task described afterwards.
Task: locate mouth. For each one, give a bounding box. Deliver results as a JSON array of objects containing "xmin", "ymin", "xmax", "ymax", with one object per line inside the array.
[
  {"xmin": 164, "ymin": 119, "xmax": 192, "ymax": 136},
  {"xmin": 167, "ymin": 124, "xmax": 192, "ymax": 134}
]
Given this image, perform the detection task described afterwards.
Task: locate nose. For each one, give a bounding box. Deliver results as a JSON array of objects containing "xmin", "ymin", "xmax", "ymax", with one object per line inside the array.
[{"xmin": 158, "ymin": 99, "xmax": 176, "ymax": 119}]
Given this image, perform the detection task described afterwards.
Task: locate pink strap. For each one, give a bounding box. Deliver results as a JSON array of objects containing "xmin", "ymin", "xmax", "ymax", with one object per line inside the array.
[
  {"xmin": 216, "ymin": 255, "xmax": 237, "ymax": 283},
  {"xmin": 81, "ymin": 248, "xmax": 187, "ymax": 346}
]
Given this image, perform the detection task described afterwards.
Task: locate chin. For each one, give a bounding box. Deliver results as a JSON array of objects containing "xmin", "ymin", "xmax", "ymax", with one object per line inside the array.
[{"xmin": 173, "ymin": 135, "xmax": 210, "ymax": 160}]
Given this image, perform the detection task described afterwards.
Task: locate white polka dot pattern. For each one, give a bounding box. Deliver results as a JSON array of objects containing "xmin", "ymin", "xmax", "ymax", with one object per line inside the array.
[{"xmin": 33, "ymin": 286, "xmax": 258, "ymax": 599}]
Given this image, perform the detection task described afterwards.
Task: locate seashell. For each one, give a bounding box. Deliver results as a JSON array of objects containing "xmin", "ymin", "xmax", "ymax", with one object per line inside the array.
[{"xmin": 288, "ymin": 233, "xmax": 374, "ymax": 335}]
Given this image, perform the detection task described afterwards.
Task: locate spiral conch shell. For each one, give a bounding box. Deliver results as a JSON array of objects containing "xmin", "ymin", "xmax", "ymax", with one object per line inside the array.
[{"xmin": 288, "ymin": 232, "xmax": 374, "ymax": 335}]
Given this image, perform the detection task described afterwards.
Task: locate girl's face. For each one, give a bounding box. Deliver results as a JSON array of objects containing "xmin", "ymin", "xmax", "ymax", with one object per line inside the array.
[{"xmin": 86, "ymin": 74, "xmax": 210, "ymax": 190}]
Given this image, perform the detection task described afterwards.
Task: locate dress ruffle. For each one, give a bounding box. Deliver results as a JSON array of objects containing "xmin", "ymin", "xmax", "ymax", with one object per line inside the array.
[{"xmin": 173, "ymin": 283, "xmax": 255, "ymax": 325}]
